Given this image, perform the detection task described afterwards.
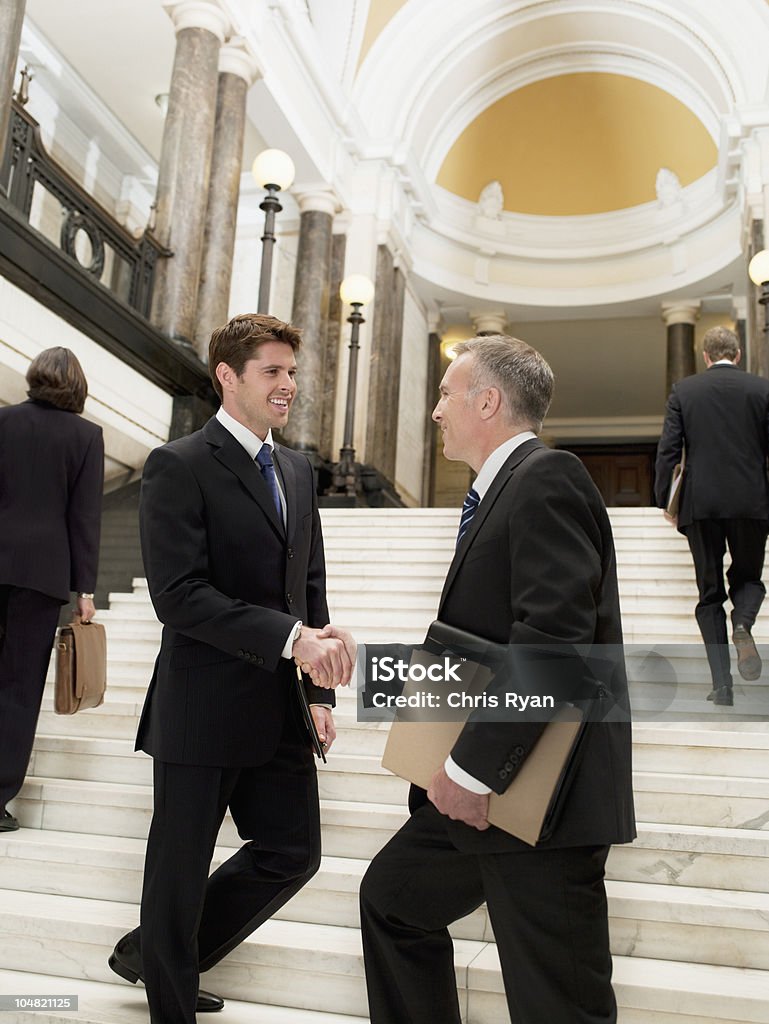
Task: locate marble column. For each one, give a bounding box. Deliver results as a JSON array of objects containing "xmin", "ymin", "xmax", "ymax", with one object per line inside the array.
[
  {"xmin": 0, "ymin": 0, "xmax": 25, "ymax": 177},
  {"xmin": 319, "ymin": 230, "xmax": 347, "ymax": 460},
  {"xmin": 471, "ymin": 310, "xmax": 507, "ymax": 337},
  {"xmin": 366, "ymin": 246, "xmax": 406, "ymax": 483},
  {"xmin": 749, "ymin": 219, "xmax": 767, "ymax": 377},
  {"xmin": 662, "ymin": 301, "xmax": 700, "ymax": 397},
  {"xmin": 151, "ymin": 0, "xmax": 229, "ymax": 346},
  {"xmin": 283, "ymin": 189, "xmax": 337, "ymax": 456},
  {"xmin": 194, "ymin": 38, "xmax": 260, "ymax": 357},
  {"xmin": 422, "ymin": 329, "xmax": 443, "ymax": 505}
]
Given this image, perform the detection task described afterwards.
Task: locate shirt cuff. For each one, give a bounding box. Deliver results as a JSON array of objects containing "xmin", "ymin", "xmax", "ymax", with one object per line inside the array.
[
  {"xmin": 444, "ymin": 756, "xmax": 492, "ymax": 794},
  {"xmin": 309, "ymin": 703, "xmax": 333, "ymax": 710},
  {"xmin": 280, "ymin": 620, "xmax": 303, "ymax": 660}
]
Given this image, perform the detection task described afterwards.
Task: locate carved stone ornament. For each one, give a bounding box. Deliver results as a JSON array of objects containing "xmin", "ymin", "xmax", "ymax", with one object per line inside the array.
[
  {"xmin": 60, "ymin": 209, "xmax": 106, "ymax": 278},
  {"xmin": 655, "ymin": 167, "xmax": 683, "ymax": 208},
  {"xmin": 478, "ymin": 180, "xmax": 504, "ymax": 219}
]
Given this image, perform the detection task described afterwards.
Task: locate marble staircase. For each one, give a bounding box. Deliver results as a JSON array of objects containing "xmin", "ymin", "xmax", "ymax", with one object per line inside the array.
[{"xmin": 2, "ymin": 507, "xmax": 769, "ymax": 1022}]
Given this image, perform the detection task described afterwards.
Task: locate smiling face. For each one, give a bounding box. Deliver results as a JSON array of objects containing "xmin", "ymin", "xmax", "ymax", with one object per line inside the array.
[
  {"xmin": 432, "ymin": 353, "xmax": 481, "ymax": 467},
  {"xmin": 217, "ymin": 341, "xmax": 298, "ymax": 440}
]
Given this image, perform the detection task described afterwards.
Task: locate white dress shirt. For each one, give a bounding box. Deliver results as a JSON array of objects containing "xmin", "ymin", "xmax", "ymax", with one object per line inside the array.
[
  {"xmin": 444, "ymin": 430, "xmax": 537, "ymax": 795},
  {"xmin": 215, "ymin": 407, "xmax": 301, "ymax": 658}
]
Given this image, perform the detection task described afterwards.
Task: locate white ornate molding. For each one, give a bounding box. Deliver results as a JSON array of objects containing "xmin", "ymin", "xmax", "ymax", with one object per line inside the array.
[
  {"xmin": 218, "ymin": 36, "xmax": 262, "ymax": 83},
  {"xmin": 470, "ymin": 310, "xmax": 507, "ymax": 335},
  {"xmin": 294, "ymin": 187, "xmax": 341, "ymax": 217},
  {"xmin": 661, "ymin": 301, "xmax": 701, "ymax": 326},
  {"xmin": 162, "ymin": 1, "xmax": 230, "ymax": 42}
]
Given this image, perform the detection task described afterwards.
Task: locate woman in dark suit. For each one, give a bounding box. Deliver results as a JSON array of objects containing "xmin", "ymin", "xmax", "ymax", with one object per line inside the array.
[{"xmin": 0, "ymin": 347, "xmax": 104, "ymax": 831}]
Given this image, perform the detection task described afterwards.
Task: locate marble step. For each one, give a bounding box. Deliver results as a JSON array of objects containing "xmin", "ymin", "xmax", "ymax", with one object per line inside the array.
[
  {"xmin": 0, "ymin": 890, "xmax": 482, "ymax": 1020},
  {"xmin": 19, "ymin": 733, "xmax": 769, "ymax": 831},
  {"xmin": 0, "ymin": 970, "xmax": 371, "ymax": 1024},
  {"xmin": 2, "ymin": 831, "xmax": 767, "ymax": 968},
  {"xmin": 477, "ymin": 948, "xmax": 769, "ymax": 1024},
  {"xmin": 11, "ymin": 777, "xmax": 769, "ymax": 889},
  {"xmin": 10, "ymin": 778, "xmax": 411, "ymax": 856},
  {"xmin": 0, "ymin": 891, "xmax": 767, "ymax": 1023}
]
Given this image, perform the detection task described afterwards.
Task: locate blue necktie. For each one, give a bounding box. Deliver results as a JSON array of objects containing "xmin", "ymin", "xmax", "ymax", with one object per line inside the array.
[
  {"xmin": 456, "ymin": 487, "xmax": 480, "ymax": 546},
  {"xmin": 256, "ymin": 445, "xmax": 282, "ymax": 522}
]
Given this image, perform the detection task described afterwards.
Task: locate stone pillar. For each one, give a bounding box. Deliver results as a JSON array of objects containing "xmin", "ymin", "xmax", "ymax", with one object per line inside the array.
[
  {"xmin": 422, "ymin": 328, "xmax": 443, "ymax": 505},
  {"xmin": 749, "ymin": 219, "xmax": 767, "ymax": 377},
  {"xmin": 283, "ymin": 189, "xmax": 337, "ymax": 456},
  {"xmin": 471, "ymin": 310, "xmax": 507, "ymax": 337},
  {"xmin": 151, "ymin": 0, "xmax": 229, "ymax": 346},
  {"xmin": 662, "ymin": 301, "xmax": 700, "ymax": 397},
  {"xmin": 366, "ymin": 246, "xmax": 406, "ymax": 483},
  {"xmin": 194, "ymin": 38, "xmax": 260, "ymax": 357},
  {"xmin": 319, "ymin": 230, "xmax": 347, "ymax": 460},
  {"xmin": 0, "ymin": 0, "xmax": 25, "ymax": 176}
]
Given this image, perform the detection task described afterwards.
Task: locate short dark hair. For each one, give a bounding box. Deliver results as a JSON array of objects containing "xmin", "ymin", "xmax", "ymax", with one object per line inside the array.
[
  {"xmin": 209, "ymin": 314, "xmax": 302, "ymax": 400},
  {"xmin": 453, "ymin": 335, "xmax": 554, "ymax": 433},
  {"xmin": 26, "ymin": 347, "xmax": 88, "ymax": 413},
  {"xmin": 703, "ymin": 325, "xmax": 739, "ymax": 362}
]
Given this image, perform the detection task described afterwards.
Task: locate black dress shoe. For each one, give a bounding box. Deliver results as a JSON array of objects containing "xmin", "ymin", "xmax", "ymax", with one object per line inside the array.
[
  {"xmin": 733, "ymin": 625, "xmax": 761, "ymax": 681},
  {"xmin": 0, "ymin": 809, "xmax": 19, "ymax": 831},
  {"xmin": 709, "ymin": 685, "xmax": 734, "ymax": 707},
  {"xmin": 109, "ymin": 934, "xmax": 224, "ymax": 1013}
]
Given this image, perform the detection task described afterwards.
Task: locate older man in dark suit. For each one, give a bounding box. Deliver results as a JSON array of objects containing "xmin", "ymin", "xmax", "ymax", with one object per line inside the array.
[
  {"xmin": 108, "ymin": 314, "xmax": 354, "ymax": 1024},
  {"xmin": 655, "ymin": 325, "xmax": 769, "ymax": 705},
  {"xmin": 359, "ymin": 336, "xmax": 635, "ymax": 1024}
]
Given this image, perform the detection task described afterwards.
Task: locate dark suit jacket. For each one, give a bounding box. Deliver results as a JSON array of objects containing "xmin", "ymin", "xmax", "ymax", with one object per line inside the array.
[
  {"xmin": 431, "ymin": 440, "xmax": 635, "ymax": 852},
  {"xmin": 136, "ymin": 416, "xmax": 332, "ymax": 767},
  {"xmin": 0, "ymin": 399, "xmax": 103, "ymax": 603},
  {"xmin": 655, "ymin": 364, "xmax": 769, "ymax": 530}
]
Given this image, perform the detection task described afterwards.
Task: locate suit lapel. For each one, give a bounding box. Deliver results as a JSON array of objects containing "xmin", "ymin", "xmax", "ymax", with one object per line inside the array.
[
  {"xmin": 438, "ymin": 438, "xmax": 544, "ymax": 615},
  {"xmin": 273, "ymin": 445, "xmax": 296, "ymax": 544},
  {"xmin": 203, "ymin": 418, "xmax": 284, "ymax": 540}
]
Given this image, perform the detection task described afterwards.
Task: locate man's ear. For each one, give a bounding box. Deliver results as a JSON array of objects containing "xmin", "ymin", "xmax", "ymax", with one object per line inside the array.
[
  {"xmin": 215, "ymin": 362, "xmax": 236, "ymax": 393},
  {"xmin": 479, "ymin": 386, "xmax": 502, "ymax": 419},
  {"xmin": 735, "ymin": 349, "xmax": 742, "ymax": 366}
]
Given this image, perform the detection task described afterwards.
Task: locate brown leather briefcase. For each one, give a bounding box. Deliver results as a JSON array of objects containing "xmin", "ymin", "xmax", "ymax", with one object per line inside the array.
[{"xmin": 54, "ymin": 616, "xmax": 107, "ymax": 714}]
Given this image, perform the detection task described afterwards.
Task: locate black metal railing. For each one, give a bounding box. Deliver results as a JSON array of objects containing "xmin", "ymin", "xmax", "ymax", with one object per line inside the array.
[{"xmin": 1, "ymin": 100, "xmax": 168, "ymax": 318}]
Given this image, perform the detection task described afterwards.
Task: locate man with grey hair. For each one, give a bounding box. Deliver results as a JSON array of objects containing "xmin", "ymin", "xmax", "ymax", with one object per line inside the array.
[
  {"xmin": 656, "ymin": 324, "xmax": 769, "ymax": 705},
  {"xmin": 359, "ymin": 336, "xmax": 635, "ymax": 1024}
]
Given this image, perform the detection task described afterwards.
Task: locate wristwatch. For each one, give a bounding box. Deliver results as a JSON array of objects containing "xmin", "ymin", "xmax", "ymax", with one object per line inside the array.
[{"xmin": 78, "ymin": 592, "xmax": 95, "ymax": 600}]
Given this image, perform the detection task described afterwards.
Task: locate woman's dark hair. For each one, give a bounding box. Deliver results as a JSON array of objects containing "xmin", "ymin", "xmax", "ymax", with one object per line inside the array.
[{"xmin": 26, "ymin": 347, "xmax": 88, "ymax": 413}]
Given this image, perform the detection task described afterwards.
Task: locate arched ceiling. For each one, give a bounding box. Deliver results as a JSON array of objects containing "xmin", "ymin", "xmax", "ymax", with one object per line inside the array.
[
  {"xmin": 358, "ymin": 0, "xmax": 409, "ymax": 69},
  {"xmin": 436, "ymin": 72, "xmax": 717, "ymax": 216}
]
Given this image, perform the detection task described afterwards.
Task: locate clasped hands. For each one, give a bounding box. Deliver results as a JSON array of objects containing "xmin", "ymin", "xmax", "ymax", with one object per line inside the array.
[{"xmin": 293, "ymin": 623, "xmax": 356, "ymax": 689}]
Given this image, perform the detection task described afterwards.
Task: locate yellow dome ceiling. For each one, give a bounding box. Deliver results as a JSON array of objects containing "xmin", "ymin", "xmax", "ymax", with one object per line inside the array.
[{"xmin": 437, "ymin": 73, "xmax": 717, "ymax": 216}]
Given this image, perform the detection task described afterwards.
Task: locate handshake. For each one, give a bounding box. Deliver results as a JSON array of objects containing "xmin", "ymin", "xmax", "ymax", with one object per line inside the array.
[{"xmin": 293, "ymin": 624, "xmax": 356, "ymax": 689}]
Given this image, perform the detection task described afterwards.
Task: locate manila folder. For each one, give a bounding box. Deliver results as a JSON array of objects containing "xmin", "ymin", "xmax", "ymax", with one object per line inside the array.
[{"xmin": 382, "ymin": 705, "xmax": 583, "ymax": 847}]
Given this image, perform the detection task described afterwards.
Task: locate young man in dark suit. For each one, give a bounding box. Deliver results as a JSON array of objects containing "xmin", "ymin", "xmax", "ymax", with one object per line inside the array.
[
  {"xmin": 108, "ymin": 314, "xmax": 354, "ymax": 1024},
  {"xmin": 359, "ymin": 336, "xmax": 635, "ymax": 1024},
  {"xmin": 655, "ymin": 325, "xmax": 769, "ymax": 705}
]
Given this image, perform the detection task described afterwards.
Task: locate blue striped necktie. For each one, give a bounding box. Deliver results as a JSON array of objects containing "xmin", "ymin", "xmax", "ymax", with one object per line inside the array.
[
  {"xmin": 256, "ymin": 445, "xmax": 282, "ymax": 521},
  {"xmin": 456, "ymin": 487, "xmax": 480, "ymax": 546}
]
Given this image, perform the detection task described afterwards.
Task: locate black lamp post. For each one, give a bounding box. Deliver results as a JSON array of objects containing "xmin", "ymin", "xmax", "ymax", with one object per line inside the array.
[
  {"xmin": 251, "ymin": 148, "xmax": 295, "ymax": 313},
  {"xmin": 328, "ymin": 274, "xmax": 375, "ymax": 498}
]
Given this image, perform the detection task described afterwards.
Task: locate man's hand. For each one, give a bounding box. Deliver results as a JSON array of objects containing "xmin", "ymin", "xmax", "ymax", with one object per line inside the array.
[
  {"xmin": 316, "ymin": 624, "xmax": 356, "ymax": 666},
  {"xmin": 663, "ymin": 511, "xmax": 678, "ymax": 527},
  {"xmin": 293, "ymin": 626, "xmax": 353, "ymax": 689},
  {"xmin": 310, "ymin": 705, "xmax": 336, "ymax": 754},
  {"xmin": 427, "ymin": 766, "xmax": 489, "ymax": 831},
  {"xmin": 76, "ymin": 596, "xmax": 96, "ymax": 624}
]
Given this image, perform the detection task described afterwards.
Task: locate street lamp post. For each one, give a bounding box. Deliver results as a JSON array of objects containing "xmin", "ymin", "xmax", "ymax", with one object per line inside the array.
[
  {"xmin": 328, "ymin": 274, "xmax": 375, "ymax": 499},
  {"xmin": 251, "ymin": 148, "xmax": 295, "ymax": 313}
]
